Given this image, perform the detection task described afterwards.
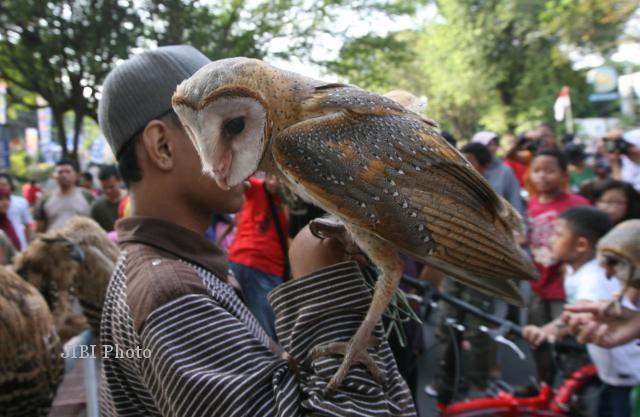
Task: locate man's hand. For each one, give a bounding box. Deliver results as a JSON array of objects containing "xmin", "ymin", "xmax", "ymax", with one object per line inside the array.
[
  {"xmin": 289, "ymin": 225, "xmax": 350, "ymax": 279},
  {"xmin": 563, "ymin": 301, "xmax": 640, "ymax": 348}
]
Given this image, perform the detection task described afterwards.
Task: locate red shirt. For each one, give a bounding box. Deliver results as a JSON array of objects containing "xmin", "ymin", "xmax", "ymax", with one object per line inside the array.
[
  {"xmin": 228, "ymin": 177, "xmax": 288, "ymax": 277},
  {"xmin": 504, "ymin": 159, "xmax": 527, "ymax": 187},
  {"xmin": 527, "ymin": 192, "xmax": 590, "ymax": 300},
  {"xmin": 22, "ymin": 183, "xmax": 42, "ymax": 206}
]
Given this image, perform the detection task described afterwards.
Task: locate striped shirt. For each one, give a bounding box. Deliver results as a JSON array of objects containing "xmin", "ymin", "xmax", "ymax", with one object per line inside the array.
[{"xmin": 100, "ymin": 217, "xmax": 416, "ymax": 416}]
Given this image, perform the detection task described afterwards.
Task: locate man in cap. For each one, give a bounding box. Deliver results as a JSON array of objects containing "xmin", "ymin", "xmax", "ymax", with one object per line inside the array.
[
  {"xmin": 471, "ymin": 131, "xmax": 525, "ymax": 218},
  {"xmin": 605, "ymin": 128, "xmax": 640, "ymax": 192},
  {"xmin": 98, "ymin": 45, "xmax": 416, "ymax": 416}
]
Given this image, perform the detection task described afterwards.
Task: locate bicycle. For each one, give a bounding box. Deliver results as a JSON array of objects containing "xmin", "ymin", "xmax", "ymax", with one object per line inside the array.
[{"xmin": 400, "ymin": 275, "xmax": 601, "ymax": 417}]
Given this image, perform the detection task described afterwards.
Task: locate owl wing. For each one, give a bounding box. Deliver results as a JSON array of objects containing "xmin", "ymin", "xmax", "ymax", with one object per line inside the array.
[{"xmin": 273, "ymin": 94, "xmax": 535, "ymax": 304}]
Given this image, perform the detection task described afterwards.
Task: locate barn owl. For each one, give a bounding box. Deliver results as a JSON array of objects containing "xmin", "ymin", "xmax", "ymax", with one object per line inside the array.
[
  {"xmin": 597, "ymin": 219, "xmax": 640, "ymax": 313},
  {"xmin": 0, "ymin": 266, "xmax": 63, "ymax": 417},
  {"xmin": 14, "ymin": 217, "xmax": 119, "ymax": 340},
  {"xmin": 172, "ymin": 58, "xmax": 537, "ymax": 391}
]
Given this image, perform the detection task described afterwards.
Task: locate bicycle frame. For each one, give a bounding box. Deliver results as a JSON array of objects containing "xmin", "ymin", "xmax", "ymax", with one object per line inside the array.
[
  {"xmin": 438, "ymin": 364, "xmax": 598, "ymax": 417},
  {"xmin": 398, "ymin": 275, "xmax": 599, "ymax": 417}
]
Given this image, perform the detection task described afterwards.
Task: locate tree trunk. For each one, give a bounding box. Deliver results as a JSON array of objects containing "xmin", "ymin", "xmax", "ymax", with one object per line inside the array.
[
  {"xmin": 71, "ymin": 109, "xmax": 83, "ymax": 163},
  {"xmin": 52, "ymin": 108, "xmax": 68, "ymax": 158}
]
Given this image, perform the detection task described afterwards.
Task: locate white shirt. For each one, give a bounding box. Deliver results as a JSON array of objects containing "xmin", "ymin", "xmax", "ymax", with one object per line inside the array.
[
  {"xmin": 8, "ymin": 194, "xmax": 32, "ymax": 250},
  {"xmin": 564, "ymin": 259, "xmax": 640, "ymax": 386},
  {"xmin": 620, "ymin": 155, "xmax": 640, "ymax": 192}
]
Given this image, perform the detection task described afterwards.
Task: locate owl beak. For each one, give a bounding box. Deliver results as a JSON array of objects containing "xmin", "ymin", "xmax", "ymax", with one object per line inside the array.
[{"xmin": 212, "ymin": 149, "xmax": 233, "ymax": 191}]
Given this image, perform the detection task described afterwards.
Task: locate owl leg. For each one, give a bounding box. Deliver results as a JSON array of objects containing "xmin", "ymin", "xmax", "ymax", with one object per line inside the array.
[{"xmin": 309, "ymin": 225, "xmax": 403, "ymax": 392}]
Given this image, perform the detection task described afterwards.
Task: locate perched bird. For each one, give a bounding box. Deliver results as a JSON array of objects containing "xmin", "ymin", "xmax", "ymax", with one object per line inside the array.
[
  {"xmin": 0, "ymin": 266, "xmax": 64, "ymax": 417},
  {"xmin": 14, "ymin": 217, "xmax": 118, "ymax": 340},
  {"xmin": 172, "ymin": 58, "xmax": 537, "ymax": 390},
  {"xmin": 597, "ymin": 219, "xmax": 640, "ymax": 311}
]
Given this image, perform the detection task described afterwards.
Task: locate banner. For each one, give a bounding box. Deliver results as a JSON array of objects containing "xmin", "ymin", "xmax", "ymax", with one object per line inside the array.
[
  {"xmin": 25, "ymin": 127, "xmax": 39, "ymax": 158},
  {"xmin": 0, "ymin": 126, "xmax": 9, "ymax": 169},
  {"xmin": 0, "ymin": 81, "xmax": 7, "ymax": 125},
  {"xmin": 37, "ymin": 97, "xmax": 54, "ymax": 162}
]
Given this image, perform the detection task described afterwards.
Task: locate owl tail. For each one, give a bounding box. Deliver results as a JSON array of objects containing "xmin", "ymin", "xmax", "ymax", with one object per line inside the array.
[
  {"xmin": 412, "ymin": 193, "xmax": 537, "ymax": 307},
  {"xmin": 423, "ymin": 252, "xmax": 531, "ymax": 307}
]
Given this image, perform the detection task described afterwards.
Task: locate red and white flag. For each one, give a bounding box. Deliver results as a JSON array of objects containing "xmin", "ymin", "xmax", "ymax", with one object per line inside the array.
[{"xmin": 554, "ymin": 86, "xmax": 571, "ymax": 121}]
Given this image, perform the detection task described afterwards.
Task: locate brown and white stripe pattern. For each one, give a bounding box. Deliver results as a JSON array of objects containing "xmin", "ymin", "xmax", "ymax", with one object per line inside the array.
[{"xmin": 101, "ymin": 255, "xmax": 416, "ymax": 416}]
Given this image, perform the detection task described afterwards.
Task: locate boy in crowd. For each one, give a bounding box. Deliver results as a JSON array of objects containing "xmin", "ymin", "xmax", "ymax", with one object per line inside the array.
[
  {"xmin": 98, "ymin": 45, "xmax": 415, "ymax": 416},
  {"xmin": 524, "ymin": 206, "xmax": 639, "ymax": 417}
]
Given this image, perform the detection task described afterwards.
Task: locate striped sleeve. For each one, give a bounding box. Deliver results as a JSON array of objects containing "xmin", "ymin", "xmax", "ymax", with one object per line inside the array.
[
  {"xmin": 269, "ymin": 261, "xmax": 416, "ymax": 416},
  {"xmin": 138, "ymin": 261, "xmax": 416, "ymax": 417}
]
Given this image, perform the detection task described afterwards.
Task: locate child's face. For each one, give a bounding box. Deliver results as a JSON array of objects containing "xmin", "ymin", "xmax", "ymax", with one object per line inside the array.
[
  {"xmin": 596, "ymin": 188, "xmax": 627, "ymax": 224},
  {"xmin": 550, "ymin": 218, "xmax": 577, "ymax": 262},
  {"xmin": 0, "ymin": 196, "xmax": 9, "ymax": 214},
  {"xmin": 530, "ymin": 155, "xmax": 566, "ymax": 195}
]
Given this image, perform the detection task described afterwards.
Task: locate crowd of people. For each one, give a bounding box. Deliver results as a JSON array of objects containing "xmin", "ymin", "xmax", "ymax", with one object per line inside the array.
[
  {"xmin": 1, "ymin": 45, "xmax": 639, "ymax": 417},
  {"xmin": 430, "ymin": 126, "xmax": 640, "ymax": 417}
]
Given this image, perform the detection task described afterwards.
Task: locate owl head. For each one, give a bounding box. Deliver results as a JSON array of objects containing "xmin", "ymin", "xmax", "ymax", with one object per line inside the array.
[
  {"xmin": 597, "ymin": 250, "xmax": 639, "ymax": 288},
  {"xmin": 172, "ymin": 58, "xmax": 271, "ymax": 190},
  {"xmin": 596, "ymin": 219, "xmax": 640, "ymax": 289}
]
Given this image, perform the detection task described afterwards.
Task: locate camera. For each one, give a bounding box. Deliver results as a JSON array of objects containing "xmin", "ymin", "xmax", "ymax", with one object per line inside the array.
[
  {"xmin": 603, "ymin": 138, "xmax": 630, "ymax": 154},
  {"xmin": 524, "ymin": 138, "xmax": 543, "ymax": 153}
]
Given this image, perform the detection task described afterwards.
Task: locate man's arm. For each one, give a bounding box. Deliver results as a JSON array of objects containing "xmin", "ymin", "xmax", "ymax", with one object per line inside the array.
[
  {"xmin": 563, "ymin": 301, "xmax": 640, "ymax": 348},
  {"xmin": 136, "ymin": 227, "xmax": 416, "ymax": 417},
  {"xmin": 32, "ymin": 195, "xmax": 48, "ymax": 233},
  {"xmin": 20, "ymin": 201, "xmax": 35, "ymax": 243}
]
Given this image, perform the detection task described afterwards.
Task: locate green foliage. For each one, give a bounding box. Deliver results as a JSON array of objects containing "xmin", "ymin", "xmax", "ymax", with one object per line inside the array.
[
  {"xmin": 0, "ymin": 0, "xmax": 417, "ymax": 161},
  {"xmin": 8, "ymin": 148, "xmax": 29, "ymax": 179},
  {"xmin": 540, "ymin": 0, "xmax": 640, "ymax": 54},
  {"xmin": 329, "ymin": 0, "xmax": 639, "ymax": 139},
  {"xmin": 325, "ymin": 33, "xmax": 417, "ymax": 92},
  {"xmin": 0, "ymin": 0, "xmax": 141, "ymax": 160}
]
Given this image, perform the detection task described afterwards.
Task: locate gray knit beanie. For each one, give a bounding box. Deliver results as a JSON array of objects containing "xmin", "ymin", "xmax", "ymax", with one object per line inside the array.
[{"xmin": 98, "ymin": 45, "xmax": 210, "ymax": 157}]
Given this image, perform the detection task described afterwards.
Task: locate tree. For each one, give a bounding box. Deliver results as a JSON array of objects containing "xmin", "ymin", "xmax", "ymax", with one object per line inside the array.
[
  {"xmin": 328, "ymin": 0, "xmax": 639, "ymax": 138},
  {"xmin": 0, "ymin": 0, "xmax": 418, "ymax": 162},
  {"xmin": 0, "ymin": 0, "xmax": 141, "ymax": 161}
]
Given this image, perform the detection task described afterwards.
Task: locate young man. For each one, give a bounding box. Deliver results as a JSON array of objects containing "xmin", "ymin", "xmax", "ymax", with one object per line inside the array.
[
  {"xmin": 98, "ymin": 45, "xmax": 415, "ymax": 416},
  {"xmin": 465, "ymin": 136, "xmax": 525, "ymax": 218},
  {"xmin": 90, "ymin": 164, "xmax": 124, "ymax": 231},
  {"xmin": 34, "ymin": 159, "xmax": 95, "ymax": 232},
  {"xmin": 0, "ymin": 172, "xmax": 33, "ymax": 249}
]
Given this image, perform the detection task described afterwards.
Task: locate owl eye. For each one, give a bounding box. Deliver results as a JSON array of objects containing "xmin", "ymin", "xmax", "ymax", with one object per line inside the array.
[{"xmin": 224, "ymin": 117, "xmax": 245, "ymax": 136}]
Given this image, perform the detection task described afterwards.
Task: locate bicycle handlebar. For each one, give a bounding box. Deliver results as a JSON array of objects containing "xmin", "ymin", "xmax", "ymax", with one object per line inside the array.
[{"xmin": 400, "ymin": 274, "xmax": 585, "ymax": 353}]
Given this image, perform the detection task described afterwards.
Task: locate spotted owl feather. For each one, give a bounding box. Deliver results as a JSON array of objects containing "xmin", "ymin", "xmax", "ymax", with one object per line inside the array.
[{"xmin": 273, "ymin": 87, "xmax": 534, "ymax": 304}]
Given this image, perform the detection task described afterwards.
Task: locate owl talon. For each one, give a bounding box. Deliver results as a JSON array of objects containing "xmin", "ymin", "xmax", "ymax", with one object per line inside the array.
[
  {"xmin": 309, "ymin": 217, "xmax": 361, "ymax": 255},
  {"xmin": 308, "ymin": 334, "xmax": 384, "ymax": 393}
]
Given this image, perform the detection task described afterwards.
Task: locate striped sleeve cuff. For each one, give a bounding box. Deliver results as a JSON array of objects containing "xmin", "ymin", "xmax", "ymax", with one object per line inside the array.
[{"xmin": 268, "ymin": 261, "xmax": 373, "ymax": 360}]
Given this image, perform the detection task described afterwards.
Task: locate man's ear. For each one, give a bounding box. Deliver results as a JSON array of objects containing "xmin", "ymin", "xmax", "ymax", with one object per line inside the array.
[
  {"xmin": 140, "ymin": 120, "xmax": 175, "ymax": 171},
  {"xmin": 575, "ymin": 236, "xmax": 591, "ymax": 254}
]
